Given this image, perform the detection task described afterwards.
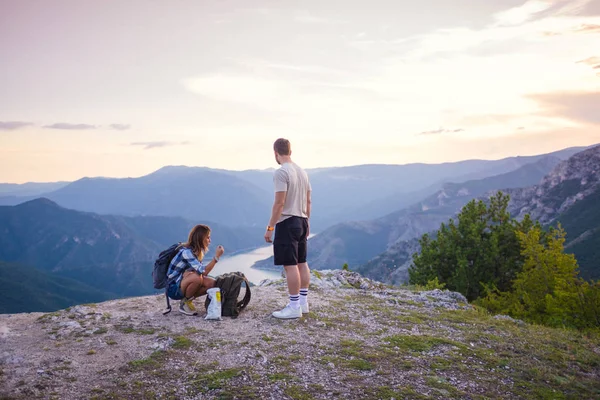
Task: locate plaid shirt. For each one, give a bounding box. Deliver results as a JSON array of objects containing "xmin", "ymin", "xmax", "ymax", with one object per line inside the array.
[{"xmin": 167, "ymin": 247, "xmax": 205, "ymax": 285}]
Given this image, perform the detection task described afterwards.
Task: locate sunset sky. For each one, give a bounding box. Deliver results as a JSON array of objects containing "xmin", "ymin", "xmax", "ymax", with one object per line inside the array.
[{"xmin": 1, "ymin": 0, "xmax": 599, "ymax": 183}]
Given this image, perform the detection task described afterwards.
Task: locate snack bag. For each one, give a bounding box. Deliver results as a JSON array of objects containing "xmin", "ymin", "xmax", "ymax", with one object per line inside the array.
[{"xmin": 205, "ymin": 287, "xmax": 222, "ymax": 321}]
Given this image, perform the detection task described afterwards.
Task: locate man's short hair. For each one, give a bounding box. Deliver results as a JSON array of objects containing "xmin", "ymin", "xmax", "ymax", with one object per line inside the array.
[{"xmin": 273, "ymin": 138, "xmax": 291, "ymax": 156}]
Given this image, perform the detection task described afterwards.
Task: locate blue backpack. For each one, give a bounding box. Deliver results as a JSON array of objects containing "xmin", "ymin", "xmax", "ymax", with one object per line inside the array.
[{"xmin": 152, "ymin": 242, "xmax": 182, "ymax": 314}]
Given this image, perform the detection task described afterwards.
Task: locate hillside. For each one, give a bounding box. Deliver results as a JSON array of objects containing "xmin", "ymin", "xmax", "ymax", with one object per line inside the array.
[
  {"xmin": 354, "ymin": 238, "xmax": 421, "ymax": 286},
  {"xmin": 0, "ymin": 271, "xmax": 598, "ymax": 400},
  {"xmin": 552, "ymin": 186, "xmax": 600, "ymax": 280},
  {"xmin": 342, "ymin": 146, "xmax": 600, "ymax": 285},
  {"xmin": 253, "ymin": 155, "xmax": 563, "ymax": 273},
  {"xmin": 0, "ymin": 199, "xmax": 265, "ymax": 300},
  {"xmin": 505, "ymin": 144, "xmax": 600, "ymax": 224},
  {"xmin": 502, "ymin": 144, "xmax": 600, "ymax": 280},
  {"xmin": 0, "ymin": 262, "xmax": 116, "ymax": 314}
]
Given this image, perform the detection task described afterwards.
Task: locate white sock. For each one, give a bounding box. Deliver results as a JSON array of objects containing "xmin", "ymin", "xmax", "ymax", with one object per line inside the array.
[
  {"xmin": 289, "ymin": 294, "xmax": 300, "ymax": 309},
  {"xmin": 299, "ymin": 288, "xmax": 308, "ymax": 304}
]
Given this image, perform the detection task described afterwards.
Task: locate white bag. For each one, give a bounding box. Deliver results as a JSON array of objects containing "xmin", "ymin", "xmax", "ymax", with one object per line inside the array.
[{"xmin": 205, "ymin": 287, "xmax": 222, "ymax": 320}]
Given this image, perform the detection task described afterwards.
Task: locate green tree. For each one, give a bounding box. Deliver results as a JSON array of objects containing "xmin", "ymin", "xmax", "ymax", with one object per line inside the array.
[
  {"xmin": 409, "ymin": 191, "xmax": 536, "ymax": 301},
  {"xmin": 478, "ymin": 225, "xmax": 600, "ymax": 329}
]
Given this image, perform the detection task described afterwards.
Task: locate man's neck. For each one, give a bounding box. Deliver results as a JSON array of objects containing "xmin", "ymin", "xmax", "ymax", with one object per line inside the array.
[{"xmin": 279, "ymin": 156, "xmax": 293, "ymax": 164}]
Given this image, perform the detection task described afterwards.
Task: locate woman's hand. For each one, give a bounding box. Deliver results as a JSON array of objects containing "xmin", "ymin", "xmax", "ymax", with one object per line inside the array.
[{"xmin": 216, "ymin": 245, "xmax": 225, "ymax": 258}]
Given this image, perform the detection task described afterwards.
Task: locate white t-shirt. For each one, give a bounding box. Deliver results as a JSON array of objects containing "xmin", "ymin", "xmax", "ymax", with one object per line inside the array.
[{"xmin": 273, "ymin": 162, "xmax": 311, "ymax": 223}]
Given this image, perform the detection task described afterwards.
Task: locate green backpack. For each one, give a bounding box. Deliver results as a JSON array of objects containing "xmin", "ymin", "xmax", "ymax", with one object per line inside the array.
[{"xmin": 205, "ymin": 271, "xmax": 251, "ymax": 318}]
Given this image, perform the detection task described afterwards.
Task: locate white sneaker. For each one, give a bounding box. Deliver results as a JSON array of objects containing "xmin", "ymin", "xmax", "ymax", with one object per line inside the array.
[
  {"xmin": 272, "ymin": 304, "xmax": 302, "ymax": 319},
  {"xmin": 300, "ymin": 302, "xmax": 309, "ymax": 314}
]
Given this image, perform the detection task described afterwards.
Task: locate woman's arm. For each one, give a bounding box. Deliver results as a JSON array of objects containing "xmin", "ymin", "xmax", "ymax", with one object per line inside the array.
[
  {"xmin": 201, "ymin": 257, "xmax": 218, "ymax": 276},
  {"xmin": 200, "ymin": 245, "xmax": 224, "ymax": 277},
  {"xmin": 181, "ymin": 248, "xmax": 207, "ymax": 275}
]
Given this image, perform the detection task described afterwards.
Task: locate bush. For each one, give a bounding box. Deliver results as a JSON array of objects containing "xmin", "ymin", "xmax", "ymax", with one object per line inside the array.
[{"xmin": 477, "ymin": 226, "xmax": 600, "ymax": 330}]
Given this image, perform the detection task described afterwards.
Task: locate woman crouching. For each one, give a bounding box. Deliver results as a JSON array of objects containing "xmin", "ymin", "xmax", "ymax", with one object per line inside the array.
[{"xmin": 166, "ymin": 224, "xmax": 224, "ymax": 316}]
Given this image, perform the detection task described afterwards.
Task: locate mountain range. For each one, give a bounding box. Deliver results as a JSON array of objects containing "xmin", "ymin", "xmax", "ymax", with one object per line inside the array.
[
  {"xmin": 252, "ymin": 153, "xmax": 570, "ymax": 271},
  {"xmin": 1, "ymin": 144, "xmax": 598, "ymax": 313},
  {"xmin": 353, "ymin": 145, "xmax": 600, "ymax": 285},
  {"xmin": 0, "ymin": 198, "xmax": 264, "ymax": 306},
  {"xmin": 0, "ymin": 146, "xmax": 586, "ymax": 232},
  {"xmin": 504, "ymin": 144, "xmax": 600, "ymax": 280}
]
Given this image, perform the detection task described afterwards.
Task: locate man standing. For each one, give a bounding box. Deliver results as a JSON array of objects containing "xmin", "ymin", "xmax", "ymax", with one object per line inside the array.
[{"xmin": 264, "ymin": 138, "xmax": 312, "ymax": 319}]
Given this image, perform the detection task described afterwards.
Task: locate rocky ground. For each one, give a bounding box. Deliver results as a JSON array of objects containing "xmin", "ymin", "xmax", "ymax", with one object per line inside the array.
[{"xmin": 1, "ymin": 270, "xmax": 599, "ymax": 400}]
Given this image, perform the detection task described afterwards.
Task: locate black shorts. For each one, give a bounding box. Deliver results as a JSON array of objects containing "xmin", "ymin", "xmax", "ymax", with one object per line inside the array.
[{"xmin": 273, "ymin": 216, "xmax": 309, "ymax": 266}]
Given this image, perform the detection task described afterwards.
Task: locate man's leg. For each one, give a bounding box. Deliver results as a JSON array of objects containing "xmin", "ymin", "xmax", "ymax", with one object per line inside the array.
[
  {"xmin": 298, "ymin": 262, "xmax": 310, "ymax": 312},
  {"xmin": 272, "ymin": 264, "xmax": 301, "ymax": 318},
  {"xmin": 285, "ymin": 265, "xmax": 301, "ymax": 294},
  {"xmin": 298, "ymin": 263, "xmax": 310, "ymax": 287},
  {"xmin": 298, "ymin": 217, "xmax": 310, "ymax": 312},
  {"xmin": 284, "ymin": 264, "xmax": 301, "ymax": 308},
  {"xmin": 272, "ymin": 218, "xmax": 302, "ymax": 319}
]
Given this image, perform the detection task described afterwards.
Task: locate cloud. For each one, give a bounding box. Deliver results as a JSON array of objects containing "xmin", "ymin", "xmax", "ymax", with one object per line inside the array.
[
  {"xmin": 349, "ymin": 0, "xmax": 600, "ymax": 60},
  {"xmin": 419, "ymin": 128, "xmax": 465, "ymax": 135},
  {"xmin": 229, "ymin": 7, "xmax": 346, "ymax": 24},
  {"xmin": 543, "ymin": 22, "xmax": 600, "ymax": 36},
  {"xmin": 109, "ymin": 124, "xmax": 131, "ymax": 130},
  {"xmin": 44, "ymin": 123, "xmax": 96, "ymax": 130},
  {"xmin": 130, "ymin": 141, "xmax": 189, "ymax": 150},
  {"xmin": 235, "ymin": 59, "xmax": 349, "ymax": 76},
  {"xmin": 0, "ymin": 121, "xmax": 34, "ymax": 130},
  {"xmin": 493, "ymin": 0, "xmax": 555, "ymax": 26},
  {"xmin": 576, "ymin": 56, "xmax": 600, "ymax": 75},
  {"xmin": 293, "ymin": 10, "xmax": 347, "ymax": 24},
  {"xmin": 528, "ymin": 91, "xmax": 600, "ymax": 124},
  {"xmin": 183, "ymin": 75, "xmax": 290, "ymax": 107},
  {"xmin": 182, "ymin": 0, "xmax": 600, "ymax": 140},
  {"xmin": 459, "ymin": 114, "xmax": 525, "ymax": 126},
  {"xmin": 584, "ymin": 0, "xmax": 600, "ymax": 15},
  {"xmin": 573, "ymin": 23, "xmax": 600, "ymax": 33},
  {"xmin": 576, "ymin": 56, "xmax": 600, "ymax": 66}
]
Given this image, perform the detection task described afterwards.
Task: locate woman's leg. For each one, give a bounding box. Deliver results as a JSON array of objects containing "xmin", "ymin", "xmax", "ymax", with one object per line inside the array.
[
  {"xmin": 180, "ymin": 271, "xmax": 216, "ymax": 299},
  {"xmin": 196, "ymin": 277, "xmax": 216, "ymax": 297},
  {"xmin": 180, "ymin": 271, "xmax": 204, "ymax": 299}
]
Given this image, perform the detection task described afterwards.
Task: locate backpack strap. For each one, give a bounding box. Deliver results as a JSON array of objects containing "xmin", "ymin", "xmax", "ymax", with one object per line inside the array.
[
  {"xmin": 162, "ymin": 290, "xmax": 172, "ymax": 315},
  {"xmin": 236, "ymin": 275, "xmax": 251, "ymax": 311}
]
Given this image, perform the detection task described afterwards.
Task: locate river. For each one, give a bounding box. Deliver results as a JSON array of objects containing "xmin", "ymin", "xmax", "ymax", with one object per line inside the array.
[
  {"xmin": 211, "ymin": 244, "xmax": 280, "ymax": 284},
  {"xmin": 211, "ymin": 233, "xmax": 318, "ymax": 284}
]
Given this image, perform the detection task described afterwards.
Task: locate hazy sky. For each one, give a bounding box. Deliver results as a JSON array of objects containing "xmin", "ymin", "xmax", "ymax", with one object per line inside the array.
[{"xmin": 1, "ymin": 0, "xmax": 599, "ymax": 183}]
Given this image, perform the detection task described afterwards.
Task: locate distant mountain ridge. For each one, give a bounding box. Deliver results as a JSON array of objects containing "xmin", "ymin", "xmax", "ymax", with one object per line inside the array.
[
  {"xmin": 501, "ymin": 144, "xmax": 600, "ymax": 280},
  {"xmin": 503, "ymin": 145, "xmax": 600, "ymax": 224},
  {"xmin": 0, "ymin": 145, "xmax": 589, "ymax": 231},
  {"xmin": 38, "ymin": 168, "xmax": 272, "ymax": 227},
  {"xmin": 356, "ymin": 145, "xmax": 600, "ymax": 285},
  {"xmin": 0, "ymin": 181, "xmax": 69, "ymax": 197},
  {"xmin": 0, "ymin": 199, "xmax": 265, "ymax": 298},
  {"xmin": 252, "ymin": 154, "xmax": 567, "ymax": 273}
]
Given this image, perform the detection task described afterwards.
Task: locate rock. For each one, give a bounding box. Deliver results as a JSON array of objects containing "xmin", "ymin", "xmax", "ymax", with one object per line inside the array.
[
  {"xmin": 70, "ymin": 306, "xmax": 88, "ymax": 315},
  {"xmin": 59, "ymin": 321, "xmax": 81, "ymax": 329},
  {"xmin": 416, "ymin": 289, "xmax": 469, "ymax": 309},
  {"xmin": 493, "ymin": 314, "xmax": 525, "ymax": 325},
  {"xmin": 1, "ymin": 354, "xmax": 24, "ymax": 365},
  {"xmin": 151, "ymin": 336, "xmax": 174, "ymax": 351}
]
